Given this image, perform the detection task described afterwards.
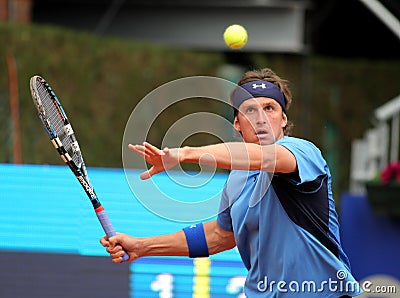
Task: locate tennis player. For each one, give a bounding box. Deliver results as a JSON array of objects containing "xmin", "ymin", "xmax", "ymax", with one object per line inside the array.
[{"xmin": 100, "ymin": 68, "xmax": 362, "ymax": 297}]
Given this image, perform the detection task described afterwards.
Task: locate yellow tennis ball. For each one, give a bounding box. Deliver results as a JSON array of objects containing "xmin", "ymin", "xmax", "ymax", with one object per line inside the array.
[{"xmin": 223, "ymin": 24, "xmax": 248, "ymax": 49}]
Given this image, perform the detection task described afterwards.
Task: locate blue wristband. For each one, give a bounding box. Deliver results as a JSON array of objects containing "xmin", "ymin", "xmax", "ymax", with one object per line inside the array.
[{"xmin": 183, "ymin": 223, "xmax": 209, "ymax": 258}]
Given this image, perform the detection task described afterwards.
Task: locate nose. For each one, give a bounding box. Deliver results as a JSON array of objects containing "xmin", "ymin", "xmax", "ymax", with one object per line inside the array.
[{"xmin": 256, "ymin": 110, "xmax": 268, "ymax": 124}]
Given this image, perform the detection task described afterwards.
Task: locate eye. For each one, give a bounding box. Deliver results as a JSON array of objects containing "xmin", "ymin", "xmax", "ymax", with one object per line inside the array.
[
  {"xmin": 245, "ymin": 107, "xmax": 255, "ymax": 113},
  {"xmin": 265, "ymin": 105, "xmax": 273, "ymax": 111}
]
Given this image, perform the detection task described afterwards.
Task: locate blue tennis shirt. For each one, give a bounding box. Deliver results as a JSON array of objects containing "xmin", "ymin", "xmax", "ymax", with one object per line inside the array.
[{"xmin": 217, "ymin": 136, "xmax": 362, "ymax": 297}]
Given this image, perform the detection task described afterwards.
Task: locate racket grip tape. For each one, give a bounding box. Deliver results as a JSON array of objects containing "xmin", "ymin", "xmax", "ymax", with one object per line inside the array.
[{"xmin": 95, "ymin": 206, "xmax": 129, "ymax": 262}]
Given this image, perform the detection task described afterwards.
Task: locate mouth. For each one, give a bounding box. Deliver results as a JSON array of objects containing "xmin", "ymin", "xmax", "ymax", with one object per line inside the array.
[{"xmin": 256, "ymin": 130, "xmax": 269, "ymax": 137}]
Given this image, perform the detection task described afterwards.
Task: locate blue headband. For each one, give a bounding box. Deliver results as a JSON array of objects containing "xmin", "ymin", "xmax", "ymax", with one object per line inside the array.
[{"xmin": 231, "ymin": 80, "xmax": 286, "ymax": 113}]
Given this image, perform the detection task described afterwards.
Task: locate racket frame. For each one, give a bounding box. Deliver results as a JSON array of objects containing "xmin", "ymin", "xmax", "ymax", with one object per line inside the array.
[{"xmin": 30, "ymin": 75, "xmax": 128, "ymax": 262}]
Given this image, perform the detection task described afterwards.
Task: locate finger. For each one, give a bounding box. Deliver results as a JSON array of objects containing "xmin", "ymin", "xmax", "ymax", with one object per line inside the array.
[
  {"xmin": 100, "ymin": 236, "xmax": 109, "ymax": 247},
  {"xmin": 128, "ymin": 143, "xmax": 139, "ymax": 151},
  {"xmin": 107, "ymin": 244, "xmax": 122, "ymax": 254},
  {"xmin": 141, "ymin": 165, "xmax": 162, "ymax": 179},
  {"xmin": 130, "ymin": 143, "xmax": 162, "ymax": 157},
  {"xmin": 129, "ymin": 144, "xmax": 146, "ymax": 155},
  {"xmin": 108, "ymin": 233, "xmax": 123, "ymax": 245},
  {"xmin": 131, "ymin": 147, "xmax": 149, "ymax": 159},
  {"xmin": 112, "ymin": 256, "xmax": 124, "ymax": 264},
  {"xmin": 140, "ymin": 170, "xmax": 152, "ymax": 180},
  {"xmin": 109, "ymin": 246, "xmax": 127, "ymax": 263},
  {"xmin": 144, "ymin": 142, "xmax": 165, "ymax": 155}
]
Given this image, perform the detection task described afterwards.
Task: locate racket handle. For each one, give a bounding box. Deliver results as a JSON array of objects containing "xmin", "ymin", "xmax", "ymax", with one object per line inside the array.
[{"xmin": 95, "ymin": 206, "xmax": 129, "ymax": 262}]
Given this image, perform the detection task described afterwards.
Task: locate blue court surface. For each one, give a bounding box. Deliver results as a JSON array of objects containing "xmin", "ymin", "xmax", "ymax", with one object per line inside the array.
[
  {"xmin": 0, "ymin": 163, "xmax": 246, "ymax": 297},
  {"xmin": 1, "ymin": 163, "xmax": 399, "ymax": 297}
]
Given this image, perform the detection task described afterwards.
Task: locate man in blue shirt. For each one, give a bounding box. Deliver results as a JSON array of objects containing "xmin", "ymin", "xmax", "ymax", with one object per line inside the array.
[{"xmin": 101, "ymin": 68, "xmax": 362, "ymax": 297}]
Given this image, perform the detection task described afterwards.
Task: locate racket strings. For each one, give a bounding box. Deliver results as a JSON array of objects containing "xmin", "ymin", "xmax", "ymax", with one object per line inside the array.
[{"xmin": 36, "ymin": 81, "xmax": 85, "ymax": 171}]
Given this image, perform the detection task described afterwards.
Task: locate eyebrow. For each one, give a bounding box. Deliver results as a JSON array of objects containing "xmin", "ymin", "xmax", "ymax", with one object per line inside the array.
[{"xmin": 240, "ymin": 99, "xmax": 278, "ymax": 109}]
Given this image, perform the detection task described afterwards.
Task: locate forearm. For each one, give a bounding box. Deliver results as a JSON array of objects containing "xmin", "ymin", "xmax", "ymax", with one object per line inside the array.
[
  {"xmin": 134, "ymin": 221, "xmax": 235, "ymax": 259},
  {"xmin": 137, "ymin": 230, "xmax": 189, "ymax": 257},
  {"xmin": 136, "ymin": 226, "xmax": 233, "ymax": 256},
  {"xmin": 180, "ymin": 142, "xmax": 276, "ymax": 172}
]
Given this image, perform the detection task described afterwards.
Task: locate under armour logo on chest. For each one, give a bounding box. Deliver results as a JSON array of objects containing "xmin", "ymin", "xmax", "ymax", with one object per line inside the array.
[{"xmin": 252, "ymin": 83, "xmax": 266, "ymax": 89}]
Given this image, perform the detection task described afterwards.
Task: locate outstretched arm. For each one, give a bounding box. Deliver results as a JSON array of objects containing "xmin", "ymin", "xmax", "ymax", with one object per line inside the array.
[
  {"xmin": 100, "ymin": 220, "xmax": 235, "ymax": 263},
  {"xmin": 129, "ymin": 142, "xmax": 296, "ymax": 180}
]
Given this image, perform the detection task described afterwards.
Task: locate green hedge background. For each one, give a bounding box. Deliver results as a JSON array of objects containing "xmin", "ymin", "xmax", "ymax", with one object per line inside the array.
[{"xmin": 1, "ymin": 23, "xmax": 400, "ymax": 195}]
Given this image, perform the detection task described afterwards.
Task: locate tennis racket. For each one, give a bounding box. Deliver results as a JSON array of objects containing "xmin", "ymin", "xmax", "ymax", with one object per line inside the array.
[{"xmin": 30, "ymin": 75, "xmax": 129, "ymax": 262}]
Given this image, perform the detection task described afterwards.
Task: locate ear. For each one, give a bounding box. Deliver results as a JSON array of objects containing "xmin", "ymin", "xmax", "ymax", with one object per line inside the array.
[
  {"xmin": 233, "ymin": 116, "xmax": 241, "ymax": 133},
  {"xmin": 281, "ymin": 113, "xmax": 288, "ymax": 128}
]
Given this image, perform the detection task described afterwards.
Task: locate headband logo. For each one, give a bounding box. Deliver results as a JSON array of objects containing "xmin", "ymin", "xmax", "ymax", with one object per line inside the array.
[{"xmin": 252, "ymin": 83, "xmax": 266, "ymax": 89}]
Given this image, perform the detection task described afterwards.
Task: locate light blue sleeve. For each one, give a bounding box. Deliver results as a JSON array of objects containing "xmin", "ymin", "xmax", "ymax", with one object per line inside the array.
[
  {"xmin": 276, "ymin": 137, "xmax": 328, "ymax": 184},
  {"xmin": 217, "ymin": 181, "xmax": 234, "ymax": 232}
]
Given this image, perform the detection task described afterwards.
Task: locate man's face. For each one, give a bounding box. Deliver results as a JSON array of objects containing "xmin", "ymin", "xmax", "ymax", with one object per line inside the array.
[{"xmin": 234, "ymin": 97, "xmax": 287, "ymax": 145}]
